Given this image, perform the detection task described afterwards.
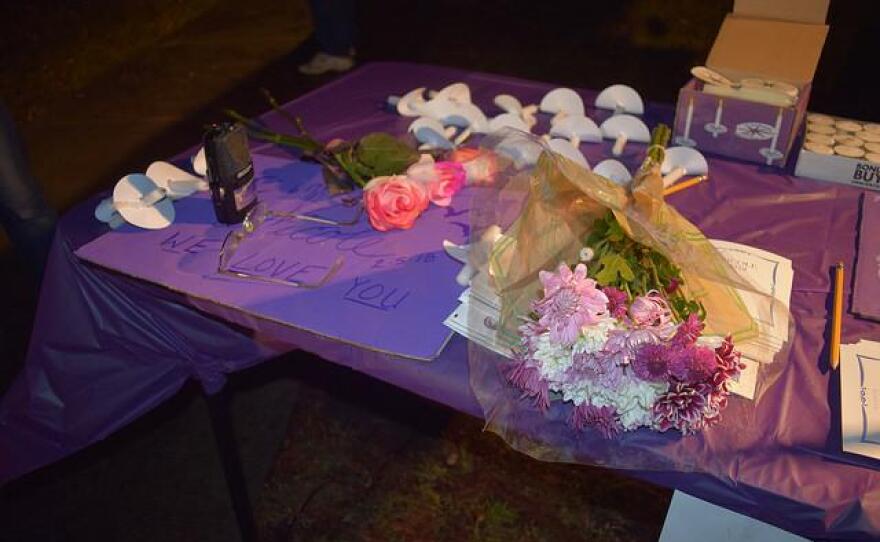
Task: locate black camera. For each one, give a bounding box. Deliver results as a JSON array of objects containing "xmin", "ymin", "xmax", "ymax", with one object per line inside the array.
[{"xmin": 204, "ymin": 122, "xmax": 257, "ymax": 224}]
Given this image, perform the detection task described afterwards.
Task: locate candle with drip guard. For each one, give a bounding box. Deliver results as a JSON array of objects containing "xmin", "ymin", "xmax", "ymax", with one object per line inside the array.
[
  {"xmin": 682, "ymin": 97, "xmax": 694, "ymax": 140},
  {"xmin": 766, "ymin": 107, "xmax": 783, "ymax": 165}
]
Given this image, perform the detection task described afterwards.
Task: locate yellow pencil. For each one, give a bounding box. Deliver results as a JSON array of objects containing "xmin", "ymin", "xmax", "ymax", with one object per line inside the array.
[
  {"xmin": 830, "ymin": 261, "xmax": 845, "ymax": 370},
  {"xmin": 663, "ymin": 175, "xmax": 708, "ymax": 196}
]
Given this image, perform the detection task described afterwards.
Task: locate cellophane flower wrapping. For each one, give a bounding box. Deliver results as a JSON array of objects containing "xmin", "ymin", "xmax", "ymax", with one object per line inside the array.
[{"xmin": 465, "ymin": 130, "xmax": 792, "ymax": 472}]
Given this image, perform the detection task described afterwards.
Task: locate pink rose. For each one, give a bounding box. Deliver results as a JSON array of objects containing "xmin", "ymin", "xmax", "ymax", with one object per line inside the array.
[
  {"xmin": 406, "ymin": 155, "xmax": 465, "ymax": 207},
  {"xmin": 448, "ymin": 148, "xmax": 499, "ymax": 185},
  {"xmin": 363, "ymin": 175, "xmax": 429, "ymax": 231}
]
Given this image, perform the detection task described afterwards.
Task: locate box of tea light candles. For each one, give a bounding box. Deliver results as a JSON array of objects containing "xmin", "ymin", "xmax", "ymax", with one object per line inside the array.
[{"xmin": 794, "ymin": 113, "xmax": 880, "ymax": 191}]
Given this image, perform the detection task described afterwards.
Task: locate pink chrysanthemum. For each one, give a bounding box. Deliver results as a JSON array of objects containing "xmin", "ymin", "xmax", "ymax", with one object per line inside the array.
[
  {"xmin": 568, "ymin": 352, "xmax": 624, "ymax": 389},
  {"xmin": 602, "ymin": 286, "xmax": 629, "ymax": 319},
  {"xmin": 603, "ymin": 328, "xmax": 661, "ymax": 366},
  {"xmin": 504, "ymin": 352, "xmax": 550, "ymax": 412},
  {"xmin": 568, "ymin": 404, "xmax": 623, "ymax": 439},
  {"xmin": 631, "ymin": 343, "xmax": 672, "ymax": 382},
  {"xmin": 653, "ymin": 382, "xmax": 712, "ymax": 434},
  {"xmin": 533, "ymin": 263, "xmax": 608, "ymax": 345},
  {"xmin": 671, "ymin": 313, "xmax": 705, "ymax": 347},
  {"xmin": 628, "ymin": 291, "xmax": 673, "ymax": 328}
]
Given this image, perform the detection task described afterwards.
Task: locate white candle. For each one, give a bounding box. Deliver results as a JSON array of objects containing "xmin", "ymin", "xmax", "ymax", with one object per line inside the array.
[
  {"xmin": 712, "ymin": 100, "xmax": 724, "ymax": 138},
  {"xmin": 766, "ymin": 107, "xmax": 783, "ymax": 165},
  {"xmin": 682, "ymin": 97, "xmax": 694, "ymax": 140}
]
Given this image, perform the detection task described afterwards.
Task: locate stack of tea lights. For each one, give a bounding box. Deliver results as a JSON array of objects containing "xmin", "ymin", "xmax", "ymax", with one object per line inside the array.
[{"xmin": 804, "ymin": 113, "xmax": 880, "ymax": 164}]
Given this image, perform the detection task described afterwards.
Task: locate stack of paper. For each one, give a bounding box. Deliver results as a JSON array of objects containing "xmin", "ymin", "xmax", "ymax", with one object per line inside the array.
[
  {"xmin": 710, "ymin": 240, "xmax": 793, "ymax": 362},
  {"xmin": 840, "ymin": 340, "xmax": 880, "ymax": 460},
  {"xmin": 443, "ymin": 274, "xmax": 513, "ymax": 358},
  {"xmin": 443, "ymin": 240, "xmax": 795, "ymax": 400},
  {"xmin": 709, "ymin": 240, "xmax": 794, "ymax": 399}
]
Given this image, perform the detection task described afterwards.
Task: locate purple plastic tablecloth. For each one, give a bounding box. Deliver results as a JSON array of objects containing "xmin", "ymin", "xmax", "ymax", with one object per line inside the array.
[{"xmin": 2, "ymin": 62, "xmax": 880, "ymax": 539}]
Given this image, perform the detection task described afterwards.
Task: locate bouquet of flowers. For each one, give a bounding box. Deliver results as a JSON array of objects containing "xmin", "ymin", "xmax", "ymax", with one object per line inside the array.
[
  {"xmin": 464, "ymin": 127, "xmax": 771, "ymax": 451},
  {"xmin": 506, "ymin": 256, "xmax": 744, "ymax": 438}
]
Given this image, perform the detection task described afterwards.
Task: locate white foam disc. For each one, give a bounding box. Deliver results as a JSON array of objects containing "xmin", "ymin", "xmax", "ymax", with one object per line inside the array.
[{"xmin": 113, "ymin": 173, "xmax": 175, "ymax": 230}]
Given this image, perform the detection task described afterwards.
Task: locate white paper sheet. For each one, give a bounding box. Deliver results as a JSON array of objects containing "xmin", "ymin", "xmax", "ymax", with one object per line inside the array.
[
  {"xmin": 840, "ymin": 340, "xmax": 880, "ymax": 460},
  {"xmin": 660, "ymin": 491, "xmax": 808, "ymax": 542},
  {"xmin": 728, "ymin": 357, "xmax": 758, "ymax": 400}
]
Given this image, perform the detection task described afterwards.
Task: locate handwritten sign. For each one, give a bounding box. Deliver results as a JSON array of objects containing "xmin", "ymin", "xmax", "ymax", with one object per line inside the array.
[{"xmin": 75, "ymin": 154, "xmax": 470, "ymax": 360}]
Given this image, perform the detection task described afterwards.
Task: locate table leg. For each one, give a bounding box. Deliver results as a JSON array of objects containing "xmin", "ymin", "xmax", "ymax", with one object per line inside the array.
[{"xmin": 205, "ymin": 388, "xmax": 258, "ymax": 542}]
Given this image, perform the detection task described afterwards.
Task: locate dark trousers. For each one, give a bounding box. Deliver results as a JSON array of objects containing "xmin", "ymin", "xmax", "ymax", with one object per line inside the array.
[
  {"xmin": 308, "ymin": 0, "xmax": 356, "ymax": 56},
  {"xmin": 0, "ymin": 103, "xmax": 56, "ymax": 279}
]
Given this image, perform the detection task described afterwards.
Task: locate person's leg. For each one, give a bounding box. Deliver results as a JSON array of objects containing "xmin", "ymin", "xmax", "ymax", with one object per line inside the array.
[
  {"xmin": 0, "ymin": 103, "xmax": 56, "ymax": 280},
  {"xmin": 300, "ymin": 0, "xmax": 356, "ymax": 75},
  {"xmin": 326, "ymin": 0, "xmax": 355, "ymax": 57},
  {"xmin": 308, "ymin": 0, "xmax": 337, "ymax": 55}
]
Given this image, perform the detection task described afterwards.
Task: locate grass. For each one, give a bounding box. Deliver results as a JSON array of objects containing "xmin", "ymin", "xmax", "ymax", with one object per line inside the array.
[{"xmin": 256, "ymin": 384, "xmax": 669, "ymax": 541}]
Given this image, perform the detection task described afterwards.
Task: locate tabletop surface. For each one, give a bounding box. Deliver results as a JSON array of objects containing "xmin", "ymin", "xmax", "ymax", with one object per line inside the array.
[{"xmin": 2, "ymin": 62, "xmax": 880, "ymax": 539}]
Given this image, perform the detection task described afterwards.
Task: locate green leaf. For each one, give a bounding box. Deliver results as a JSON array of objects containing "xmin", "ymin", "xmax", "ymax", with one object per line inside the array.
[
  {"xmin": 594, "ymin": 254, "xmax": 634, "ymax": 286},
  {"xmin": 606, "ymin": 217, "xmax": 625, "ymax": 242},
  {"xmin": 354, "ymin": 133, "xmax": 419, "ymax": 177}
]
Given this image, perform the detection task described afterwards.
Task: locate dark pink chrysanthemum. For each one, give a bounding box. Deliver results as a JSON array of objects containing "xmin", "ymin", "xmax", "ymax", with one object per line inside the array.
[
  {"xmin": 703, "ymin": 390, "xmax": 728, "ymax": 426},
  {"xmin": 503, "ymin": 353, "xmax": 550, "ymax": 412},
  {"xmin": 666, "ymin": 347, "xmax": 689, "ymax": 381},
  {"xmin": 688, "ymin": 346, "xmax": 718, "ymax": 382},
  {"xmin": 631, "ymin": 343, "xmax": 671, "ymax": 382},
  {"xmin": 671, "ymin": 313, "xmax": 705, "ymax": 347},
  {"xmin": 652, "ymin": 382, "xmax": 712, "ymax": 434},
  {"xmin": 568, "ymin": 404, "xmax": 623, "ymax": 439},
  {"xmin": 711, "ymin": 335, "xmax": 744, "ymax": 393},
  {"xmin": 602, "ymin": 286, "xmax": 629, "ymax": 319}
]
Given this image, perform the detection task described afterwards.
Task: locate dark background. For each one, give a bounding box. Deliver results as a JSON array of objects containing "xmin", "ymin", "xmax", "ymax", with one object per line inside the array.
[{"xmin": 0, "ymin": 1, "xmax": 877, "ymax": 540}]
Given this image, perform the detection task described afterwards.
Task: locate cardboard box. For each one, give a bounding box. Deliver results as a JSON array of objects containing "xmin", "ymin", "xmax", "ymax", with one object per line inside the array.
[
  {"xmin": 672, "ymin": 0, "xmax": 829, "ymax": 166},
  {"xmin": 795, "ymin": 113, "xmax": 880, "ymax": 191}
]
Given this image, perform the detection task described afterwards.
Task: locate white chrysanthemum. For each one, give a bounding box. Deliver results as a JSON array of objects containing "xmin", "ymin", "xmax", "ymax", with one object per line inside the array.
[
  {"xmin": 573, "ymin": 318, "xmax": 616, "ymax": 355},
  {"xmin": 533, "ymin": 332, "xmax": 573, "ymax": 383},
  {"xmin": 560, "ymin": 379, "xmax": 602, "ymax": 407},
  {"xmin": 560, "ymin": 381, "xmax": 589, "ymax": 406},
  {"xmin": 609, "ymin": 372, "xmax": 668, "ymax": 430},
  {"xmin": 696, "ymin": 335, "xmax": 724, "ymax": 349},
  {"xmin": 617, "ymin": 402, "xmax": 654, "ymax": 430}
]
